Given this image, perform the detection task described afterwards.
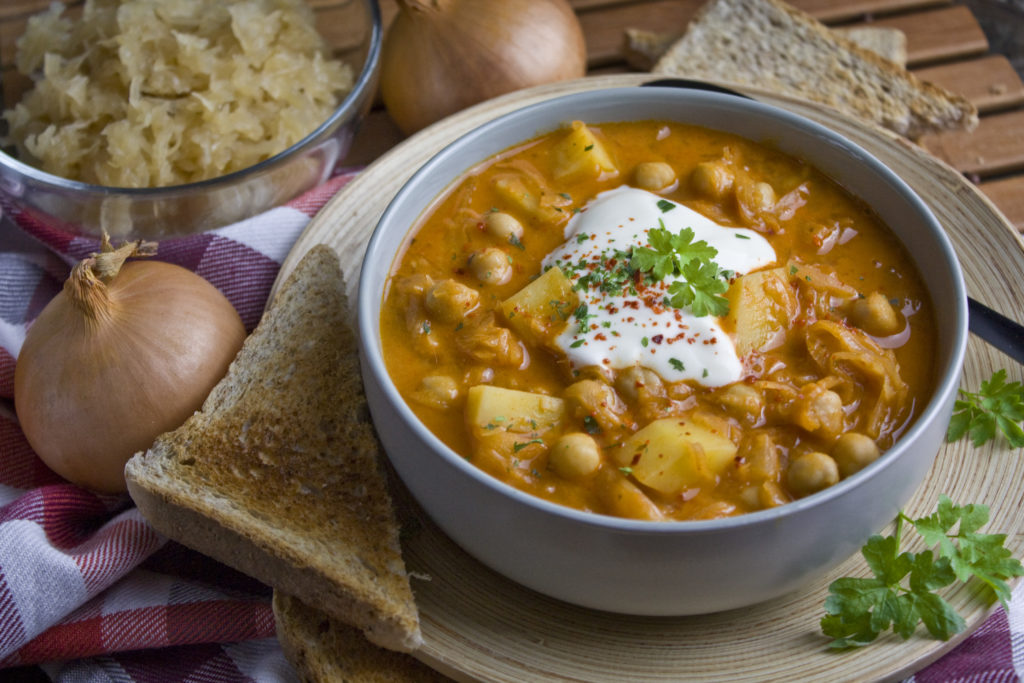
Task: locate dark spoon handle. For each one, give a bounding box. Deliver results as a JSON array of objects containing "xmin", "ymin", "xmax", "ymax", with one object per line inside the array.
[{"xmin": 968, "ymin": 297, "xmax": 1024, "ymax": 365}]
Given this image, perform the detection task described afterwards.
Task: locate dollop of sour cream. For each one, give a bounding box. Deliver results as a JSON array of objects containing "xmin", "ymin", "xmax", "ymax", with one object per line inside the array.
[{"xmin": 541, "ymin": 186, "xmax": 776, "ymax": 387}]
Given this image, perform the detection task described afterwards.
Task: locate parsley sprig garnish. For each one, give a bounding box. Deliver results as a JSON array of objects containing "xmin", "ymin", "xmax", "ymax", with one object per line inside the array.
[
  {"xmin": 630, "ymin": 223, "xmax": 731, "ymax": 317},
  {"xmin": 821, "ymin": 495, "xmax": 1023, "ymax": 649},
  {"xmin": 946, "ymin": 370, "xmax": 1024, "ymax": 448},
  {"xmin": 665, "ymin": 258, "xmax": 731, "ymax": 317},
  {"xmin": 631, "ymin": 222, "xmax": 718, "ymax": 278},
  {"xmin": 561, "ymin": 217, "xmax": 733, "ymax": 318}
]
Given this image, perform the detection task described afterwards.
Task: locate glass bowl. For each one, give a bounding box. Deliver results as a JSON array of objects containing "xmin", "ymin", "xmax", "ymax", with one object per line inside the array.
[{"xmin": 0, "ymin": 0, "xmax": 382, "ymax": 241}]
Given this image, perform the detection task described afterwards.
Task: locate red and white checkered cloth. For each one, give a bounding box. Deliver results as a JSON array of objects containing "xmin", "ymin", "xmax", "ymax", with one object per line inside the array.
[{"xmin": 0, "ymin": 172, "xmax": 1021, "ymax": 682}]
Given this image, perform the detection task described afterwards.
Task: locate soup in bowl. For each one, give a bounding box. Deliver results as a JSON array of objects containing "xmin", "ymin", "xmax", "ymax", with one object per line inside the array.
[{"xmin": 357, "ymin": 86, "xmax": 968, "ymax": 615}]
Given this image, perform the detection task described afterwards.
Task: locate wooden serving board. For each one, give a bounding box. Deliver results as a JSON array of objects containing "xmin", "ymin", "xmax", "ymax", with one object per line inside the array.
[{"xmin": 277, "ymin": 74, "xmax": 1024, "ymax": 682}]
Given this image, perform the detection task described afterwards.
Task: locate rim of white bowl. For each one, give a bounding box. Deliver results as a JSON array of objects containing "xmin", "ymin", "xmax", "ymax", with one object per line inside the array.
[
  {"xmin": 0, "ymin": 0, "xmax": 382, "ymax": 198},
  {"xmin": 358, "ymin": 86, "xmax": 970, "ymax": 535}
]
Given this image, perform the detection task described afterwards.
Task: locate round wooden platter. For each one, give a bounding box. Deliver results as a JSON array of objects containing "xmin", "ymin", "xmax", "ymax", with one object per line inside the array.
[{"xmin": 275, "ymin": 74, "xmax": 1024, "ymax": 682}]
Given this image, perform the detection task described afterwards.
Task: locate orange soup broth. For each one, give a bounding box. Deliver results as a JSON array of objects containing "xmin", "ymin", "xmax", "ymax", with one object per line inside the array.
[{"xmin": 379, "ymin": 120, "xmax": 936, "ymax": 518}]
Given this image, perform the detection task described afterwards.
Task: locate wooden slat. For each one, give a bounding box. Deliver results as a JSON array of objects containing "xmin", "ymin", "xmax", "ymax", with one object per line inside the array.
[
  {"xmin": 788, "ymin": 0, "xmax": 950, "ymax": 23},
  {"xmin": 577, "ymin": 0, "xmax": 704, "ymax": 67},
  {"xmin": 345, "ymin": 108, "xmax": 404, "ymax": 166},
  {"xmin": 311, "ymin": 4, "xmax": 375, "ymax": 54},
  {"xmin": 861, "ymin": 5, "xmax": 988, "ymax": 66},
  {"xmin": 978, "ymin": 175, "xmax": 1024, "ymax": 232},
  {"xmin": 575, "ymin": 0, "xmax": 985, "ymax": 71},
  {"xmin": 913, "ymin": 55, "xmax": 1024, "ymax": 113},
  {"xmin": 0, "ymin": 11, "xmax": 27, "ymax": 68},
  {"xmin": 569, "ymin": 0, "xmax": 952, "ymax": 23},
  {"xmin": 920, "ymin": 109, "xmax": 1024, "ymax": 177},
  {"xmin": 0, "ymin": 0, "xmax": 75, "ymax": 21}
]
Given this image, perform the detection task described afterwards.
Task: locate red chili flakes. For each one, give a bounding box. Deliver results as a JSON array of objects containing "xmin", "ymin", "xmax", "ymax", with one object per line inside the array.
[{"xmin": 651, "ymin": 334, "xmax": 664, "ymax": 345}]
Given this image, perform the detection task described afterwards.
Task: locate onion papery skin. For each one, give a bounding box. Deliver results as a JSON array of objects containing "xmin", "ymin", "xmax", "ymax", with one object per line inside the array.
[
  {"xmin": 380, "ymin": 0, "xmax": 587, "ymax": 135},
  {"xmin": 14, "ymin": 260, "xmax": 247, "ymax": 493}
]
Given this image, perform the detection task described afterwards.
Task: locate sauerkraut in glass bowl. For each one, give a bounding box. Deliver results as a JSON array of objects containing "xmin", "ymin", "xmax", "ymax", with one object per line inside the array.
[{"xmin": 0, "ymin": 0, "xmax": 381, "ymax": 240}]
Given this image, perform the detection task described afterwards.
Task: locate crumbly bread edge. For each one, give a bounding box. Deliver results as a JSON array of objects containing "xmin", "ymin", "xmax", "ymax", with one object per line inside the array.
[
  {"xmin": 273, "ymin": 591, "xmax": 449, "ymax": 682},
  {"xmin": 651, "ymin": 0, "xmax": 978, "ymax": 138},
  {"xmin": 625, "ymin": 25, "xmax": 907, "ymax": 71}
]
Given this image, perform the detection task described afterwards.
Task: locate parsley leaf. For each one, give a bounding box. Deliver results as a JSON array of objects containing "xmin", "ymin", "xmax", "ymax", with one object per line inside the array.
[
  {"xmin": 512, "ymin": 438, "xmax": 544, "ymax": 453},
  {"xmin": 631, "ymin": 224, "xmax": 719, "ymax": 280},
  {"xmin": 821, "ymin": 495, "xmax": 1023, "ymax": 649},
  {"xmin": 664, "ymin": 259, "xmax": 730, "ymax": 317},
  {"xmin": 628, "ymin": 224, "xmax": 730, "ymax": 317},
  {"xmin": 946, "ymin": 370, "xmax": 1024, "ymax": 447},
  {"xmin": 573, "ymin": 303, "xmax": 596, "ymax": 334},
  {"xmin": 913, "ymin": 497, "xmax": 1022, "ymax": 605}
]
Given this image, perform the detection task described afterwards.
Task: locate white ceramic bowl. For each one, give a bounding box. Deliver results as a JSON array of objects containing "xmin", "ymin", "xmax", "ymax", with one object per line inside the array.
[{"xmin": 357, "ymin": 86, "xmax": 969, "ymax": 615}]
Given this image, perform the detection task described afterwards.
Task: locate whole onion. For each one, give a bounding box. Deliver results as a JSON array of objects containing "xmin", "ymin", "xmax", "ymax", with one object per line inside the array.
[
  {"xmin": 14, "ymin": 238, "xmax": 246, "ymax": 493},
  {"xmin": 380, "ymin": 0, "xmax": 588, "ymax": 135}
]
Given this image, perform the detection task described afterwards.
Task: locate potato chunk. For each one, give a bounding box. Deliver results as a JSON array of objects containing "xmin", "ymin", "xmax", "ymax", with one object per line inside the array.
[
  {"xmin": 612, "ymin": 417, "xmax": 737, "ymax": 495},
  {"xmin": 466, "ymin": 385, "xmax": 565, "ymax": 436},
  {"xmin": 500, "ymin": 266, "xmax": 577, "ymax": 347},
  {"xmin": 466, "ymin": 385, "xmax": 566, "ymax": 469},
  {"xmin": 726, "ymin": 267, "xmax": 798, "ymax": 356},
  {"xmin": 550, "ymin": 121, "xmax": 617, "ymax": 181}
]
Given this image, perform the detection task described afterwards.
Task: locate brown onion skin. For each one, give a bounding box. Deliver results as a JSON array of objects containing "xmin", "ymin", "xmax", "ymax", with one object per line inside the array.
[
  {"xmin": 14, "ymin": 260, "xmax": 246, "ymax": 493},
  {"xmin": 381, "ymin": 0, "xmax": 587, "ymax": 135}
]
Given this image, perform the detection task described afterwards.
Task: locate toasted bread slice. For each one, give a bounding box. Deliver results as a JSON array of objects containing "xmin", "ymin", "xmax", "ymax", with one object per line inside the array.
[
  {"xmin": 652, "ymin": 0, "xmax": 977, "ymax": 139},
  {"xmin": 274, "ymin": 591, "xmax": 448, "ymax": 682},
  {"xmin": 625, "ymin": 25, "xmax": 906, "ymax": 71},
  {"xmin": 125, "ymin": 245, "xmax": 422, "ymax": 652}
]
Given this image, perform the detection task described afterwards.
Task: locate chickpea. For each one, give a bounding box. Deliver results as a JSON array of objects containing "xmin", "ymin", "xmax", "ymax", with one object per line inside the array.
[
  {"xmin": 786, "ymin": 451, "xmax": 840, "ymax": 497},
  {"xmin": 424, "ymin": 279, "xmax": 480, "ymax": 322},
  {"xmin": 832, "ymin": 432, "xmax": 881, "ymax": 478},
  {"xmin": 484, "ymin": 211, "xmax": 524, "ymax": 244},
  {"xmin": 614, "ymin": 365, "xmax": 666, "ymax": 405},
  {"xmin": 716, "ymin": 383, "xmax": 764, "ymax": 423},
  {"xmin": 549, "ymin": 432, "xmax": 602, "ymax": 480},
  {"xmin": 634, "ymin": 162, "xmax": 677, "ymax": 192},
  {"xmin": 737, "ymin": 181, "xmax": 777, "ymax": 213},
  {"xmin": 793, "ymin": 384, "xmax": 844, "ymax": 438},
  {"xmin": 690, "ymin": 161, "xmax": 734, "ymax": 198},
  {"xmin": 469, "ymin": 247, "xmax": 513, "ymax": 285},
  {"xmin": 564, "ymin": 379, "xmax": 630, "ymax": 434},
  {"xmin": 851, "ymin": 291, "xmax": 902, "ymax": 337}
]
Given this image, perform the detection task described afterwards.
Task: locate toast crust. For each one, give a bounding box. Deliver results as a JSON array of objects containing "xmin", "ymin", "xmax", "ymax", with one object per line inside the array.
[
  {"xmin": 652, "ymin": 0, "xmax": 978, "ymax": 139},
  {"xmin": 126, "ymin": 245, "xmax": 422, "ymax": 652},
  {"xmin": 274, "ymin": 591, "xmax": 449, "ymax": 682}
]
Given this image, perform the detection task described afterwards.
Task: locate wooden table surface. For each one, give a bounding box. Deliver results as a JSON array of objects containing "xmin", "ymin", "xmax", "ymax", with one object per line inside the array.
[{"xmin": 2, "ymin": 0, "xmax": 1022, "ymax": 233}]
